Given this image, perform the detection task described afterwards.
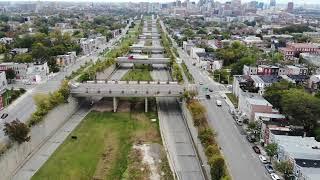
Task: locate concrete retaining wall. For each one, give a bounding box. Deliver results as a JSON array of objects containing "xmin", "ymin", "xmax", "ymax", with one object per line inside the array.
[
  {"xmin": 180, "ymin": 100, "xmax": 211, "ymax": 179},
  {"xmin": 0, "ymin": 97, "xmax": 80, "ymax": 180},
  {"xmin": 96, "ymin": 64, "xmax": 116, "ymax": 80}
]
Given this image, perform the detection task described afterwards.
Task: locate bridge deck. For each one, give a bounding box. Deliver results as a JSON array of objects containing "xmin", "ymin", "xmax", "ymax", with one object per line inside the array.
[{"xmin": 70, "ymin": 81, "xmax": 194, "ymax": 97}]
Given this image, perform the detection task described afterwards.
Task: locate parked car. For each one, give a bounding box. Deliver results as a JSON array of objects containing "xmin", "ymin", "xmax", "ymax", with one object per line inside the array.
[
  {"xmin": 205, "ymin": 95, "xmax": 211, "ymax": 99},
  {"xmin": 247, "ymin": 134, "xmax": 256, "ymax": 143},
  {"xmin": 1, "ymin": 113, "xmax": 8, "ymax": 119},
  {"xmin": 199, "ymin": 82, "xmax": 203, "ymax": 85},
  {"xmin": 270, "ymin": 173, "xmax": 280, "ymax": 180},
  {"xmin": 252, "ymin": 145, "xmax": 261, "ymax": 154},
  {"xmin": 209, "ymin": 88, "xmax": 213, "ymax": 92},
  {"xmin": 265, "ymin": 164, "xmax": 274, "ymax": 174},
  {"xmin": 259, "ymin": 155, "xmax": 268, "ymax": 164},
  {"xmin": 236, "ymin": 119, "xmax": 243, "ymax": 126}
]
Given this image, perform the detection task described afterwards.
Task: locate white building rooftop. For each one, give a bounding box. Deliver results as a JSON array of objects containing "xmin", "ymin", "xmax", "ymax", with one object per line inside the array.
[{"xmin": 273, "ymin": 135, "xmax": 320, "ymax": 160}]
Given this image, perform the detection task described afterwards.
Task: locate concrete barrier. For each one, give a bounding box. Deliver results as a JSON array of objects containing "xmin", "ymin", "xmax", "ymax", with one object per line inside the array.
[
  {"xmin": 180, "ymin": 100, "xmax": 211, "ymax": 179},
  {"xmin": 0, "ymin": 97, "xmax": 81, "ymax": 180},
  {"xmin": 96, "ymin": 64, "xmax": 116, "ymax": 80}
]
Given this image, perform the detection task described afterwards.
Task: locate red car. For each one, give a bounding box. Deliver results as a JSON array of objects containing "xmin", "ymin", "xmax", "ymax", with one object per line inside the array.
[{"xmin": 252, "ymin": 145, "xmax": 261, "ymax": 154}]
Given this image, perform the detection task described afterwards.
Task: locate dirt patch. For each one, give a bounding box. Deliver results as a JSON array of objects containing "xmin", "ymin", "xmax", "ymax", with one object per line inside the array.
[
  {"xmin": 92, "ymin": 132, "xmax": 119, "ymax": 180},
  {"xmin": 131, "ymin": 113, "xmax": 160, "ymax": 143},
  {"xmin": 92, "ymin": 98, "xmax": 113, "ymax": 112},
  {"xmin": 117, "ymin": 101, "xmax": 131, "ymax": 112}
]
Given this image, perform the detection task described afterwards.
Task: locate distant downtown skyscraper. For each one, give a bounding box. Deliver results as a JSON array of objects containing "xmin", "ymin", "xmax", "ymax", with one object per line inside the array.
[{"xmin": 270, "ymin": 0, "xmax": 276, "ymax": 7}]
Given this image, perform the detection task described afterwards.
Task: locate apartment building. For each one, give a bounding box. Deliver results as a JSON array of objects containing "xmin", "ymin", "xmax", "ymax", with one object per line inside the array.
[
  {"xmin": 0, "ymin": 62, "xmax": 49, "ymax": 83},
  {"xmin": 56, "ymin": 51, "xmax": 77, "ymax": 67}
]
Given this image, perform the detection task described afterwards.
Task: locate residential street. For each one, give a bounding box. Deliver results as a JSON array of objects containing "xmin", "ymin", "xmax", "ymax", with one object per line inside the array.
[{"xmin": 171, "ymin": 33, "xmax": 270, "ymax": 180}]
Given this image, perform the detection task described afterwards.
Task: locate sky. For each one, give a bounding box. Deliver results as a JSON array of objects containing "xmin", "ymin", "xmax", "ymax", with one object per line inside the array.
[{"xmin": 1, "ymin": 0, "xmax": 319, "ymax": 5}]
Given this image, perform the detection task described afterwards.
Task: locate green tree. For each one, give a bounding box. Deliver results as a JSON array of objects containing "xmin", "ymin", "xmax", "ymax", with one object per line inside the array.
[
  {"xmin": 31, "ymin": 42, "xmax": 49, "ymax": 61},
  {"xmin": 0, "ymin": 44, "xmax": 6, "ymax": 53},
  {"xmin": 271, "ymin": 52, "xmax": 284, "ymax": 64},
  {"xmin": 263, "ymin": 80, "xmax": 295, "ymax": 110},
  {"xmin": 209, "ymin": 155, "xmax": 225, "ymax": 180},
  {"xmin": 314, "ymin": 127, "xmax": 320, "ymax": 142},
  {"xmin": 13, "ymin": 53, "xmax": 33, "ymax": 63},
  {"xmin": 265, "ymin": 143, "xmax": 278, "ymax": 161},
  {"xmin": 182, "ymin": 28, "xmax": 195, "ymax": 38},
  {"xmin": 3, "ymin": 119, "xmax": 31, "ymax": 144},
  {"xmin": 5, "ymin": 68, "xmax": 15, "ymax": 83},
  {"xmin": 281, "ymin": 89, "xmax": 320, "ymax": 134}
]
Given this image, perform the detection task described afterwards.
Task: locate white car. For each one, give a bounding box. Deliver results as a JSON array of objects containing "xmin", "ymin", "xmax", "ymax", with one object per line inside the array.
[
  {"xmin": 258, "ymin": 155, "xmax": 268, "ymax": 164},
  {"xmin": 216, "ymin": 100, "xmax": 222, "ymax": 106},
  {"xmin": 270, "ymin": 173, "xmax": 280, "ymax": 180}
]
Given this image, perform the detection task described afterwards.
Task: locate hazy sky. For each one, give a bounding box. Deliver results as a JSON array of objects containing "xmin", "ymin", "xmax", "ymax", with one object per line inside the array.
[{"xmin": 2, "ymin": 0, "xmax": 319, "ymax": 5}]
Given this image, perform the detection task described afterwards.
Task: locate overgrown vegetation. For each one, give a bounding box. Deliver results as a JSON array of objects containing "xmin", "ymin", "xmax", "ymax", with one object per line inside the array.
[
  {"xmin": 32, "ymin": 110, "xmax": 173, "ymax": 180},
  {"xmin": 186, "ymin": 99, "xmax": 230, "ymax": 180},
  {"xmin": 27, "ymin": 80, "xmax": 70, "ymax": 126},
  {"xmin": 158, "ymin": 20, "xmax": 183, "ymax": 83},
  {"xmin": 225, "ymin": 93, "xmax": 238, "ymax": 107},
  {"xmin": 181, "ymin": 62, "xmax": 194, "ymax": 83},
  {"xmin": 121, "ymin": 65, "xmax": 153, "ymax": 81}
]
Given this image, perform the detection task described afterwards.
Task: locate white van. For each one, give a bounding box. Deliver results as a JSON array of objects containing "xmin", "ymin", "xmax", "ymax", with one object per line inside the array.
[{"xmin": 216, "ymin": 100, "xmax": 222, "ymax": 106}]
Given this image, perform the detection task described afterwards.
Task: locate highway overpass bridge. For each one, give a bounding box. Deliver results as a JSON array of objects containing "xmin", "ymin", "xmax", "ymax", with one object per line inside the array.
[
  {"xmin": 141, "ymin": 33, "xmax": 160, "ymax": 37},
  {"xmin": 70, "ymin": 81, "xmax": 189, "ymax": 98},
  {"xmin": 138, "ymin": 35, "xmax": 159, "ymax": 39},
  {"xmin": 130, "ymin": 45, "xmax": 164, "ymax": 53},
  {"xmin": 116, "ymin": 57, "xmax": 169, "ymax": 64},
  {"xmin": 70, "ymin": 81, "xmax": 195, "ymax": 112}
]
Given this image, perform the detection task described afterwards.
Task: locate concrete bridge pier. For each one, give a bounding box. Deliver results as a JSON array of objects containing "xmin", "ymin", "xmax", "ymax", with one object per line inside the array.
[
  {"xmin": 145, "ymin": 97, "xmax": 148, "ymax": 113},
  {"xmin": 113, "ymin": 97, "xmax": 118, "ymax": 112}
]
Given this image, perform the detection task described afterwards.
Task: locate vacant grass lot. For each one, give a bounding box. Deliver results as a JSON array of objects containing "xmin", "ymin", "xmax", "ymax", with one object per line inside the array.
[
  {"xmin": 122, "ymin": 65, "xmax": 153, "ymax": 81},
  {"xmin": 32, "ymin": 111, "xmax": 165, "ymax": 180}
]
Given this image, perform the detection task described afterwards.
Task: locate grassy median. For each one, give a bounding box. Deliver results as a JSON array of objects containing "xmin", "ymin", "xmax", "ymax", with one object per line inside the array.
[
  {"xmin": 121, "ymin": 65, "xmax": 153, "ymax": 81},
  {"xmin": 32, "ymin": 110, "xmax": 172, "ymax": 180}
]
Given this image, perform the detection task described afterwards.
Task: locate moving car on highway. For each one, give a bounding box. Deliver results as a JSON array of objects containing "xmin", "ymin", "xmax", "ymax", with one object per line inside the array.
[{"xmin": 216, "ymin": 100, "xmax": 222, "ymax": 106}]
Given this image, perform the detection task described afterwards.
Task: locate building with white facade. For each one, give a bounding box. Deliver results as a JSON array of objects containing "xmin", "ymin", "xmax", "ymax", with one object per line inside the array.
[
  {"xmin": 56, "ymin": 51, "xmax": 77, "ymax": 68},
  {"xmin": 0, "ymin": 62, "xmax": 49, "ymax": 83},
  {"xmin": 0, "ymin": 71, "xmax": 7, "ymax": 110},
  {"xmin": 190, "ymin": 47, "xmax": 205, "ymax": 59}
]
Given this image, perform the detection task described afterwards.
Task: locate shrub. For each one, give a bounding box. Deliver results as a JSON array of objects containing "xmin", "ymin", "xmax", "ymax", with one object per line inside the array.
[
  {"xmin": 209, "ymin": 155, "xmax": 226, "ymax": 180},
  {"xmin": 198, "ymin": 128, "xmax": 216, "ymax": 147},
  {"xmin": 4, "ymin": 119, "xmax": 30, "ymax": 144},
  {"xmin": 205, "ymin": 144, "xmax": 220, "ymax": 157}
]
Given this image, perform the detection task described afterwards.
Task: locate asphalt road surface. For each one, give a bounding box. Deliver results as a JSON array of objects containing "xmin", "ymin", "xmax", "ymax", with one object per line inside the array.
[{"xmin": 172, "ymin": 34, "xmax": 270, "ymax": 180}]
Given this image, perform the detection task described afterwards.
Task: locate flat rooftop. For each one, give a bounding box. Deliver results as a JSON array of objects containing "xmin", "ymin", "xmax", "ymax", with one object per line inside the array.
[{"xmin": 273, "ymin": 135, "xmax": 320, "ymax": 160}]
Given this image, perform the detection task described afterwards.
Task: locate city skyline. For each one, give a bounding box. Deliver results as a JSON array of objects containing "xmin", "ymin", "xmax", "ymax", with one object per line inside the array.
[{"xmin": 1, "ymin": 0, "xmax": 320, "ymax": 5}]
